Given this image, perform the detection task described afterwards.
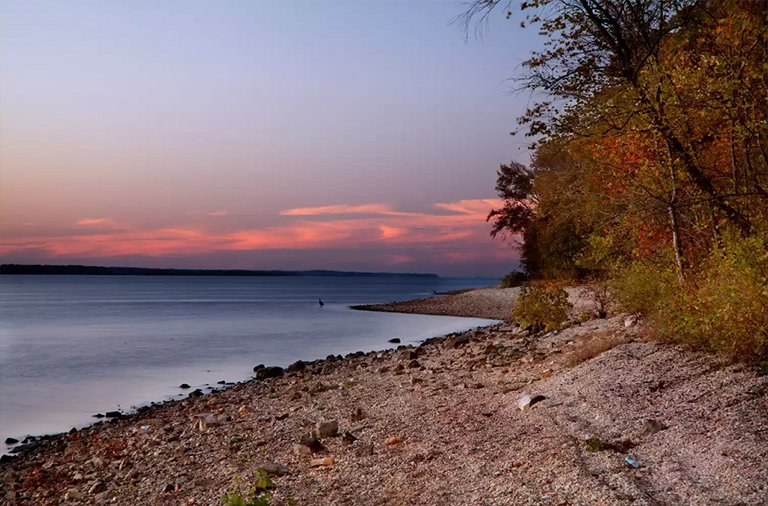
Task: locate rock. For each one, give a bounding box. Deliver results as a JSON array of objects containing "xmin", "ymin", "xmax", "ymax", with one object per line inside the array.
[
  {"xmin": 238, "ymin": 406, "xmax": 252, "ymax": 416},
  {"xmin": 275, "ymin": 413, "xmax": 289, "ymax": 421},
  {"xmin": 259, "ymin": 463, "xmax": 290, "ymax": 477},
  {"xmin": 92, "ymin": 413, "xmax": 105, "ymax": 418},
  {"xmin": 518, "ymin": 394, "xmax": 546, "ymax": 411},
  {"xmin": 354, "ymin": 442, "xmax": 374, "ymax": 456},
  {"xmin": 388, "ymin": 338, "xmax": 401, "ymax": 343},
  {"xmin": 4, "ymin": 437, "xmax": 18, "ymax": 445},
  {"xmin": 642, "ymin": 418, "xmax": 668, "ymax": 435},
  {"xmin": 192, "ymin": 413, "xmax": 222, "ymax": 431},
  {"xmin": 123, "ymin": 469, "xmax": 139, "ymax": 481},
  {"xmin": 104, "ymin": 411, "xmax": 122, "ymax": 418},
  {"xmin": 406, "ymin": 360, "xmax": 421, "ymax": 369},
  {"xmin": 393, "ymin": 364, "xmax": 405, "ymax": 372},
  {"xmin": 292, "ymin": 438, "xmax": 325, "ymax": 455},
  {"xmin": 189, "ymin": 388, "xmax": 204, "ymax": 398},
  {"xmin": 402, "ymin": 350, "xmax": 418, "ymax": 360},
  {"xmin": 287, "ymin": 360, "xmax": 306, "ymax": 373},
  {"xmin": 311, "ymin": 420, "xmax": 339, "ymax": 439},
  {"xmin": 444, "ymin": 335, "xmax": 470, "ymax": 349},
  {"xmin": 0, "ymin": 454, "xmax": 17, "ymax": 464},
  {"xmin": 310, "ymin": 457, "xmax": 334, "ymax": 467},
  {"xmin": 376, "ymin": 366, "xmax": 389, "ymax": 374},
  {"xmin": 253, "ymin": 364, "xmax": 265, "ymax": 372},
  {"xmin": 179, "ymin": 383, "xmax": 191, "ymax": 389},
  {"xmin": 624, "ymin": 315, "xmax": 639, "ymax": 328},
  {"xmin": 88, "ymin": 481, "xmax": 107, "ymax": 495},
  {"xmin": 65, "ymin": 489, "xmax": 85, "ymax": 501},
  {"xmin": 349, "ymin": 407, "xmax": 366, "ymax": 423},
  {"xmin": 342, "ymin": 431, "xmax": 358, "ymax": 444},
  {"xmin": 385, "ymin": 436, "xmax": 404, "ymax": 445},
  {"xmin": 256, "ymin": 366, "xmax": 284, "ymax": 380},
  {"xmin": 217, "ymin": 380, "xmax": 226, "ymax": 385}
]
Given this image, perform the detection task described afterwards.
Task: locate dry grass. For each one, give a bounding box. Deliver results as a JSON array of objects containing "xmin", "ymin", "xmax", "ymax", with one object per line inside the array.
[{"xmin": 567, "ymin": 330, "xmax": 627, "ymax": 367}]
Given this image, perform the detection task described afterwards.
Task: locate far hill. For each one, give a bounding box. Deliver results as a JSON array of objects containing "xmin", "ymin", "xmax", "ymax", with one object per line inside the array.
[{"xmin": 0, "ymin": 264, "xmax": 439, "ymax": 278}]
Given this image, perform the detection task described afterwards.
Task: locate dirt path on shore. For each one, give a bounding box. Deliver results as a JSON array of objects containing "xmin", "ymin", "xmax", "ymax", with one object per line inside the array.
[{"xmin": 3, "ymin": 289, "xmax": 768, "ymax": 506}]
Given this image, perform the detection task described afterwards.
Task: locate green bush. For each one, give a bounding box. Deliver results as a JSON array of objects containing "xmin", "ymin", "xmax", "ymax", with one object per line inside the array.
[
  {"xmin": 501, "ymin": 271, "xmax": 528, "ymax": 288},
  {"xmin": 513, "ymin": 282, "xmax": 573, "ymax": 332},
  {"xmin": 614, "ymin": 231, "xmax": 768, "ymax": 361}
]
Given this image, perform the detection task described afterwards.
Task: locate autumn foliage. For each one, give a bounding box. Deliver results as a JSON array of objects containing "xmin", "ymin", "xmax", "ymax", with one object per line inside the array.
[{"xmin": 475, "ymin": 0, "xmax": 768, "ymax": 359}]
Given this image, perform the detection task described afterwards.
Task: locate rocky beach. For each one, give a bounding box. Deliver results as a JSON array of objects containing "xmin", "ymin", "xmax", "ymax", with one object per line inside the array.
[{"xmin": 3, "ymin": 287, "xmax": 768, "ymax": 506}]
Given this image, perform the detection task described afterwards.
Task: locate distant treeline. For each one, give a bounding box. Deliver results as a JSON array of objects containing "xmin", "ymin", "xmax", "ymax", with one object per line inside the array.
[{"xmin": 0, "ymin": 264, "xmax": 439, "ymax": 278}]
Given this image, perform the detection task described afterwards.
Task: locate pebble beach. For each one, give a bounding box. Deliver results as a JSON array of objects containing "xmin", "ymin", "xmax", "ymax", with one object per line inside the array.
[{"xmin": 3, "ymin": 287, "xmax": 768, "ymax": 506}]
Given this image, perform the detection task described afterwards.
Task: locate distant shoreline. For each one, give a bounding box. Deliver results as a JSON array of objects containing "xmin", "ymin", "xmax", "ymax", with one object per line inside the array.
[{"xmin": 0, "ymin": 264, "xmax": 439, "ymax": 278}]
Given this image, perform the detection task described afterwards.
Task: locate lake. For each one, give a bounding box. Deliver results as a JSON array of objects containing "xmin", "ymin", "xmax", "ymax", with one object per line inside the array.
[{"xmin": 0, "ymin": 275, "xmax": 498, "ymax": 449}]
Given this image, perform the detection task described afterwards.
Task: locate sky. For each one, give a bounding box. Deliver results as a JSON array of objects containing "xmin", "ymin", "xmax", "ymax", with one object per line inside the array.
[{"xmin": 0, "ymin": 1, "xmax": 543, "ymax": 277}]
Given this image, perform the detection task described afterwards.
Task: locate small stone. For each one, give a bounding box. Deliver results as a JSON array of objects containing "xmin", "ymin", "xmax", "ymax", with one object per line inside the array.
[
  {"xmin": 402, "ymin": 350, "xmax": 418, "ymax": 360},
  {"xmin": 349, "ymin": 407, "xmax": 366, "ymax": 423},
  {"xmin": 259, "ymin": 462, "xmax": 290, "ymax": 476},
  {"xmin": 393, "ymin": 364, "xmax": 405, "ymax": 372},
  {"xmin": 275, "ymin": 413, "xmax": 289, "ymax": 421},
  {"xmin": 92, "ymin": 413, "xmax": 105, "ymax": 418},
  {"xmin": 238, "ymin": 406, "xmax": 252, "ymax": 416},
  {"xmin": 287, "ymin": 360, "xmax": 306, "ymax": 372},
  {"xmin": 65, "ymin": 489, "xmax": 84, "ymax": 501},
  {"xmin": 310, "ymin": 457, "xmax": 334, "ymax": 467},
  {"xmin": 88, "ymin": 481, "xmax": 107, "ymax": 495},
  {"xmin": 4, "ymin": 437, "xmax": 18, "ymax": 444},
  {"xmin": 388, "ymin": 338, "xmax": 401, "ymax": 343},
  {"xmin": 624, "ymin": 315, "xmax": 639, "ymax": 328},
  {"xmin": 406, "ymin": 360, "xmax": 421, "ymax": 369},
  {"xmin": 160, "ymin": 482, "xmax": 175, "ymax": 493},
  {"xmin": 376, "ymin": 366, "xmax": 389, "ymax": 374},
  {"xmin": 217, "ymin": 380, "xmax": 226, "ymax": 385},
  {"xmin": 311, "ymin": 420, "xmax": 339, "ymax": 439},
  {"xmin": 518, "ymin": 394, "xmax": 546, "ymax": 411},
  {"xmin": 342, "ymin": 431, "xmax": 358, "ymax": 444},
  {"xmin": 642, "ymin": 418, "xmax": 668, "ymax": 435},
  {"xmin": 256, "ymin": 366, "xmax": 284, "ymax": 380},
  {"xmin": 292, "ymin": 438, "xmax": 325, "ymax": 455},
  {"xmin": 104, "ymin": 411, "xmax": 122, "ymax": 418},
  {"xmin": 354, "ymin": 442, "xmax": 374, "ymax": 456},
  {"xmin": 444, "ymin": 334, "xmax": 470, "ymax": 349},
  {"xmin": 179, "ymin": 383, "xmax": 191, "ymax": 389},
  {"xmin": 385, "ymin": 436, "xmax": 404, "ymax": 445}
]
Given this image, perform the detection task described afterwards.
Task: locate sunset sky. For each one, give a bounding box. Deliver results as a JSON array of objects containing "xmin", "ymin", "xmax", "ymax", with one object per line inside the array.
[{"xmin": 1, "ymin": 1, "xmax": 542, "ymax": 277}]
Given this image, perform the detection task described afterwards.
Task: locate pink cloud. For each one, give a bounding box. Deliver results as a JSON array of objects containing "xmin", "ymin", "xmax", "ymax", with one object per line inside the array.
[
  {"xmin": 1, "ymin": 199, "xmax": 512, "ymax": 264},
  {"xmin": 208, "ymin": 210, "xmax": 228, "ymax": 216},
  {"xmin": 280, "ymin": 204, "xmax": 392, "ymax": 216},
  {"xmin": 74, "ymin": 218, "xmax": 120, "ymax": 227}
]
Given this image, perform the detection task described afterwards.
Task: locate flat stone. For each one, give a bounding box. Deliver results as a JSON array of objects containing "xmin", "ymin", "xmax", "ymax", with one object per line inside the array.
[
  {"xmin": 179, "ymin": 383, "xmax": 191, "ymax": 389},
  {"xmin": 310, "ymin": 457, "xmax": 334, "ymax": 467},
  {"xmin": 256, "ymin": 366, "xmax": 284, "ymax": 380},
  {"xmin": 4, "ymin": 437, "xmax": 18, "ymax": 445},
  {"xmin": 445, "ymin": 335, "xmax": 470, "ymax": 349},
  {"xmin": 311, "ymin": 420, "xmax": 338, "ymax": 439},
  {"xmin": 259, "ymin": 462, "xmax": 290, "ymax": 477},
  {"xmin": 88, "ymin": 481, "xmax": 107, "ymax": 495},
  {"xmin": 388, "ymin": 338, "xmax": 401, "ymax": 343},
  {"xmin": 518, "ymin": 394, "xmax": 546, "ymax": 411},
  {"xmin": 292, "ymin": 438, "xmax": 325, "ymax": 455},
  {"xmin": 65, "ymin": 489, "xmax": 85, "ymax": 501}
]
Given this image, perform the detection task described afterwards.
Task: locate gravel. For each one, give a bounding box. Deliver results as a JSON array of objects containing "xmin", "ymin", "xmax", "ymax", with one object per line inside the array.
[{"xmin": 3, "ymin": 288, "xmax": 767, "ymax": 506}]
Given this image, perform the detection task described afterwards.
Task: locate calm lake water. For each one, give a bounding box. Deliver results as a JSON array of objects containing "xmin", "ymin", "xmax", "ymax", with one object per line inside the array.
[{"xmin": 0, "ymin": 275, "xmax": 498, "ymax": 449}]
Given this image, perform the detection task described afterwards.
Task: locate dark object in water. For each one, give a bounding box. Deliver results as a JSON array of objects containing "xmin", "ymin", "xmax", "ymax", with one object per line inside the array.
[
  {"xmin": 388, "ymin": 338, "xmax": 401, "ymax": 344},
  {"xmin": 319, "ymin": 298, "xmax": 324, "ymax": 306}
]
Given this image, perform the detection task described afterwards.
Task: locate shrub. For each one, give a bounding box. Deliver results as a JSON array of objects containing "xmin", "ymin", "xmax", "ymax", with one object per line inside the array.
[
  {"xmin": 513, "ymin": 282, "xmax": 573, "ymax": 333},
  {"xmin": 614, "ymin": 231, "xmax": 768, "ymax": 361},
  {"xmin": 658, "ymin": 233, "xmax": 768, "ymax": 360},
  {"xmin": 501, "ymin": 271, "xmax": 528, "ymax": 288}
]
